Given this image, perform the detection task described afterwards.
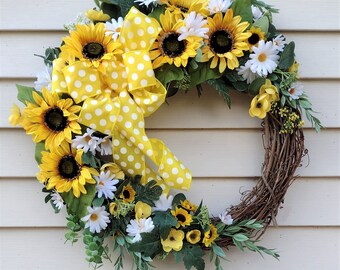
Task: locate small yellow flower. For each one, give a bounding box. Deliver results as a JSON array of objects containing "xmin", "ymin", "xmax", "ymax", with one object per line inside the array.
[
  {"xmin": 171, "ymin": 207, "xmax": 192, "ymax": 228},
  {"xmin": 135, "ymin": 201, "xmax": 152, "ymax": 220},
  {"xmin": 289, "ymin": 61, "xmax": 300, "ymax": 78},
  {"xmin": 246, "ymin": 27, "xmax": 266, "ymax": 51},
  {"xmin": 186, "ymin": 229, "xmax": 201, "ymax": 244},
  {"xmin": 249, "ymin": 93, "xmax": 271, "ymax": 119},
  {"xmin": 85, "ymin": 9, "xmax": 110, "ymax": 22},
  {"xmin": 109, "ymin": 202, "xmax": 119, "ymax": 216},
  {"xmin": 161, "ymin": 228, "xmax": 185, "ymax": 252},
  {"xmin": 259, "ymin": 79, "xmax": 279, "ymax": 102},
  {"xmin": 181, "ymin": 200, "xmax": 197, "ymax": 212},
  {"xmin": 202, "ymin": 224, "xmax": 218, "ymax": 247},
  {"xmin": 119, "ymin": 184, "xmax": 136, "ymax": 203},
  {"xmin": 9, "ymin": 104, "xmax": 22, "ymax": 126},
  {"xmin": 101, "ymin": 163, "xmax": 125, "ymax": 180}
]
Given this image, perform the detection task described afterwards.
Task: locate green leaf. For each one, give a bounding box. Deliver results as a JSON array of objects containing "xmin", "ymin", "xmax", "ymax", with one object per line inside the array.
[
  {"xmin": 189, "ymin": 62, "xmax": 221, "ymax": 88},
  {"xmin": 92, "ymin": 196, "xmax": 105, "ymax": 207},
  {"xmin": 155, "ymin": 64, "xmax": 185, "ymax": 86},
  {"xmin": 181, "ymin": 244, "xmax": 205, "ymax": 270},
  {"xmin": 248, "ymin": 77, "xmax": 265, "ymax": 95},
  {"xmin": 129, "ymin": 232, "xmax": 162, "ymax": 258},
  {"xmin": 299, "ymin": 99, "xmax": 312, "ymax": 109},
  {"xmin": 172, "ymin": 193, "xmax": 186, "ymax": 207},
  {"xmin": 253, "ymin": 16, "xmax": 269, "ymax": 34},
  {"xmin": 231, "ymin": 81, "xmax": 248, "ymax": 92},
  {"xmin": 233, "ymin": 233, "xmax": 249, "ymax": 242},
  {"xmin": 230, "ymin": 0, "xmax": 252, "ymax": 23},
  {"xmin": 16, "ymin": 84, "xmax": 40, "ymax": 105},
  {"xmin": 117, "ymin": 0, "xmax": 136, "ymax": 17},
  {"xmin": 212, "ymin": 244, "xmax": 226, "ymax": 258},
  {"xmin": 134, "ymin": 180, "xmax": 162, "ymax": 206},
  {"xmin": 207, "ymin": 78, "xmax": 231, "ymax": 108},
  {"xmin": 278, "ymin": 42, "xmax": 295, "ymax": 70},
  {"xmin": 35, "ymin": 142, "xmax": 46, "ymax": 164},
  {"xmin": 61, "ymin": 184, "xmax": 97, "ymax": 219},
  {"xmin": 153, "ymin": 211, "xmax": 178, "ymax": 240},
  {"xmin": 101, "ymin": 2, "xmax": 121, "ymax": 18},
  {"xmin": 148, "ymin": 6, "xmax": 165, "ymax": 23}
]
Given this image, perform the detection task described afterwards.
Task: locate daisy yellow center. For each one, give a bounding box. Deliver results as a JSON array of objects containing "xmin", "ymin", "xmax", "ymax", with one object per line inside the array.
[
  {"xmin": 248, "ymin": 33, "xmax": 260, "ymax": 45},
  {"xmin": 58, "ymin": 155, "xmax": 81, "ymax": 180},
  {"xmin": 258, "ymin": 53, "xmax": 267, "ymax": 62},
  {"xmin": 210, "ymin": 30, "xmax": 233, "ymax": 54},
  {"xmin": 90, "ymin": 213, "xmax": 98, "ymax": 221},
  {"xmin": 82, "ymin": 42, "xmax": 106, "ymax": 60},
  {"xmin": 44, "ymin": 107, "xmax": 68, "ymax": 132},
  {"xmin": 161, "ymin": 32, "xmax": 186, "ymax": 58},
  {"xmin": 289, "ymin": 88, "xmax": 295, "ymax": 94},
  {"xmin": 99, "ymin": 181, "xmax": 104, "ymax": 186}
]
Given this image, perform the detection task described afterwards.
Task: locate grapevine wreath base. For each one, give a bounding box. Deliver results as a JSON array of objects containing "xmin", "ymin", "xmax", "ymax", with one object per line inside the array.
[{"xmin": 9, "ymin": 0, "xmax": 320, "ymax": 269}]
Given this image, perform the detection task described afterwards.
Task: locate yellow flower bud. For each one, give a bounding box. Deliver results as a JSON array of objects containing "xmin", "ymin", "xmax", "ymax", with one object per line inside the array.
[
  {"xmin": 101, "ymin": 163, "xmax": 125, "ymax": 180},
  {"xmin": 259, "ymin": 79, "xmax": 279, "ymax": 102},
  {"xmin": 135, "ymin": 201, "xmax": 152, "ymax": 220},
  {"xmin": 85, "ymin": 9, "xmax": 110, "ymax": 22}
]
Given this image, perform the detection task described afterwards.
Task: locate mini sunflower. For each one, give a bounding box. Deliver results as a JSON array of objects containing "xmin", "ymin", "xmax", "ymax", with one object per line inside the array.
[
  {"xmin": 246, "ymin": 26, "xmax": 266, "ymax": 51},
  {"xmin": 119, "ymin": 184, "xmax": 136, "ymax": 203},
  {"xmin": 202, "ymin": 224, "xmax": 218, "ymax": 247},
  {"xmin": 161, "ymin": 0, "xmax": 208, "ymax": 16},
  {"xmin": 181, "ymin": 199, "xmax": 197, "ymax": 212},
  {"xmin": 37, "ymin": 142, "xmax": 98, "ymax": 198},
  {"xmin": 171, "ymin": 207, "xmax": 192, "ymax": 228},
  {"xmin": 60, "ymin": 23, "xmax": 121, "ymax": 73},
  {"xmin": 21, "ymin": 88, "xmax": 81, "ymax": 150},
  {"xmin": 186, "ymin": 229, "xmax": 201, "ymax": 244},
  {"xmin": 150, "ymin": 10, "xmax": 201, "ymax": 69},
  {"xmin": 109, "ymin": 202, "xmax": 119, "ymax": 216},
  {"xmin": 201, "ymin": 10, "xmax": 251, "ymax": 73}
]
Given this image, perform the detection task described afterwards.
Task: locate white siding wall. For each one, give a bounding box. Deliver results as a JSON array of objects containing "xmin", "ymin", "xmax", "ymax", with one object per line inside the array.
[{"xmin": 0, "ymin": 0, "xmax": 339, "ymax": 269}]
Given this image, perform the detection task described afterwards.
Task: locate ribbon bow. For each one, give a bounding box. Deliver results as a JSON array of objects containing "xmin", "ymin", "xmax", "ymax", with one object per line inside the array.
[{"xmin": 51, "ymin": 7, "xmax": 192, "ymax": 192}]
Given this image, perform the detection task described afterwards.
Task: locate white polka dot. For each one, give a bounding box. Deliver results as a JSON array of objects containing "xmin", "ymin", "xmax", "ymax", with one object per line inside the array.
[
  {"xmin": 144, "ymin": 54, "xmax": 151, "ymax": 61},
  {"xmin": 142, "ymin": 136, "xmax": 148, "ymax": 142},
  {"xmin": 128, "ymin": 57, "xmax": 135, "ymax": 64},
  {"xmin": 130, "ymin": 136, "xmax": 136, "ymax": 143},
  {"xmin": 141, "ymin": 79, "xmax": 148, "ymax": 87},
  {"xmin": 114, "ymin": 102, "xmax": 120, "ymax": 108},
  {"xmin": 121, "ymin": 130, "xmax": 127, "ymax": 137},
  {"xmin": 140, "ymin": 41, "xmax": 146, "ymax": 48},
  {"xmin": 121, "ymin": 162, "xmax": 127, "ymax": 168},
  {"xmin": 122, "ymin": 71, "xmax": 127, "ymax": 78},
  {"xmin": 120, "ymin": 91, "xmax": 127, "ymax": 98},
  {"xmin": 180, "ymin": 164, "xmax": 185, "ymax": 170},
  {"xmin": 128, "ymin": 32, "xmax": 134, "ymax": 39},
  {"xmin": 105, "ymin": 104, "xmax": 112, "ymax": 111},
  {"xmin": 134, "ymin": 129, "xmax": 140, "ymax": 135},
  {"xmin": 85, "ymin": 85, "xmax": 93, "ymax": 92},
  {"xmin": 135, "ymin": 163, "xmax": 141, "ymax": 169},
  {"xmin": 128, "ymin": 169, "xmax": 134, "ymax": 174},
  {"xmin": 113, "ymin": 139, "xmax": 120, "ymax": 146},
  {"xmin": 122, "ymin": 106, "xmax": 129, "ymax": 113},
  {"xmin": 84, "ymin": 113, "xmax": 92, "ymax": 120},
  {"xmin": 89, "ymin": 75, "xmax": 96, "ymax": 82},
  {"xmin": 134, "ymin": 148, "xmax": 141, "ymax": 154},
  {"xmin": 177, "ymin": 177, "xmax": 184, "ymax": 184},
  {"xmin": 147, "ymin": 69, "xmax": 154, "ymax": 77},
  {"xmin": 138, "ymin": 143, "xmax": 144, "ymax": 150},
  {"xmin": 100, "ymin": 119, "xmax": 107, "ymax": 126},
  {"xmin": 135, "ymin": 98, "xmax": 141, "ymax": 104},
  {"xmin": 96, "ymin": 89, "xmax": 101, "ymax": 95},
  {"xmin": 186, "ymin": 172, "xmax": 191, "ymax": 179},
  {"xmin": 145, "ymin": 17, "xmax": 151, "ymax": 23},
  {"xmin": 112, "ymin": 72, "xmax": 118, "ymax": 79},
  {"xmin": 65, "ymin": 76, "xmax": 71, "ymax": 83},
  {"xmin": 131, "ymin": 8, "xmax": 138, "ymax": 14},
  {"xmin": 104, "ymin": 130, "xmax": 111, "ymax": 135},
  {"xmin": 89, "ymin": 123, "xmax": 96, "ymax": 129},
  {"xmin": 118, "ymin": 115, "xmax": 123, "ymax": 122},
  {"xmin": 138, "ymin": 121, "xmax": 144, "ymax": 128},
  {"xmin": 137, "ymin": 63, "xmax": 145, "ymax": 70},
  {"xmin": 95, "ymin": 109, "xmax": 103, "ymax": 116},
  {"xmin": 163, "ymin": 172, "xmax": 169, "ymax": 179},
  {"xmin": 167, "ymin": 158, "xmax": 173, "ymax": 165},
  {"xmin": 120, "ymin": 37, "xmax": 126, "ymax": 43},
  {"xmin": 167, "ymin": 181, "xmax": 174, "ymax": 186},
  {"xmin": 131, "ymin": 73, "xmax": 138, "ymax": 81},
  {"xmin": 68, "ymin": 66, "xmax": 75, "ymax": 72},
  {"xmin": 127, "ymin": 140, "xmax": 133, "ymax": 147},
  {"xmin": 134, "ymin": 17, "xmax": 142, "ymax": 24},
  {"xmin": 91, "ymin": 100, "xmax": 98, "ymax": 105},
  {"xmin": 147, "ymin": 106, "xmax": 154, "ymax": 112},
  {"xmin": 131, "ymin": 113, "xmax": 138, "ymax": 120},
  {"xmin": 131, "ymin": 42, "xmax": 137, "ymax": 49},
  {"xmin": 52, "ymin": 74, "xmax": 58, "ymax": 81},
  {"xmin": 60, "ymin": 81, "xmax": 67, "ymax": 88},
  {"xmin": 120, "ymin": 147, "xmax": 127, "ymax": 154},
  {"xmin": 74, "ymin": 80, "xmax": 82, "ymax": 88},
  {"xmin": 113, "ymin": 154, "xmax": 120, "ymax": 160},
  {"xmin": 125, "ymin": 121, "xmax": 132, "ymax": 128},
  {"xmin": 111, "ymin": 83, "xmax": 118, "ymax": 90},
  {"xmin": 144, "ymin": 99, "xmax": 150, "ymax": 105},
  {"xmin": 71, "ymin": 91, "xmax": 78, "ymax": 99},
  {"xmin": 78, "ymin": 70, "xmax": 86, "ymax": 77},
  {"xmin": 137, "ymin": 29, "xmax": 144, "ymax": 36},
  {"xmin": 151, "ymin": 95, "xmax": 158, "ymax": 102},
  {"xmin": 128, "ymin": 155, "xmax": 134, "ymax": 162},
  {"xmin": 172, "ymin": 168, "xmax": 178, "ymax": 175},
  {"xmin": 110, "ymin": 115, "xmax": 117, "ymax": 122},
  {"xmin": 146, "ymin": 149, "xmax": 153, "ymax": 156}
]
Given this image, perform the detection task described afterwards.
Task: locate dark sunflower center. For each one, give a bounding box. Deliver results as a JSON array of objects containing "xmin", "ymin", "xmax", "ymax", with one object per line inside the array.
[
  {"xmin": 175, "ymin": 5, "xmax": 188, "ymax": 13},
  {"xmin": 58, "ymin": 155, "xmax": 81, "ymax": 180},
  {"xmin": 162, "ymin": 33, "xmax": 186, "ymax": 58},
  {"xmin": 248, "ymin": 33, "xmax": 260, "ymax": 45},
  {"xmin": 82, "ymin": 42, "xmax": 105, "ymax": 60},
  {"xmin": 210, "ymin": 30, "xmax": 233, "ymax": 54},
  {"xmin": 177, "ymin": 214, "xmax": 186, "ymax": 222},
  {"xmin": 190, "ymin": 233, "xmax": 197, "ymax": 240},
  {"xmin": 123, "ymin": 189, "xmax": 131, "ymax": 199},
  {"xmin": 44, "ymin": 107, "xmax": 68, "ymax": 132}
]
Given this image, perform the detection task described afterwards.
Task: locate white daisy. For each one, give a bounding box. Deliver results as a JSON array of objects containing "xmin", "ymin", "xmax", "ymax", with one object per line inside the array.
[
  {"xmin": 64, "ymin": 13, "xmax": 91, "ymax": 31},
  {"xmin": 51, "ymin": 191, "xmax": 64, "ymax": 210},
  {"xmin": 97, "ymin": 136, "xmax": 112, "ymax": 156},
  {"xmin": 94, "ymin": 171, "xmax": 119, "ymax": 199},
  {"xmin": 251, "ymin": 5, "xmax": 263, "ymax": 21},
  {"xmin": 248, "ymin": 40, "xmax": 280, "ymax": 77},
  {"xmin": 288, "ymin": 81, "xmax": 304, "ymax": 100},
  {"xmin": 178, "ymin": 12, "xmax": 209, "ymax": 41},
  {"xmin": 126, "ymin": 217, "xmax": 155, "ymax": 243},
  {"xmin": 207, "ymin": 0, "xmax": 233, "ymax": 15},
  {"xmin": 273, "ymin": 34, "xmax": 287, "ymax": 52},
  {"xmin": 81, "ymin": 206, "xmax": 110, "ymax": 233},
  {"xmin": 152, "ymin": 194, "xmax": 174, "ymax": 212},
  {"xmin": 105, "ymin": 17, "xmax": 124, "ymax": 40},
  {"xmin": 219, "ymin": 211, "xmax": 233, "ymax": 225},
  {"xmin": 134, "ymin": 0, "xmax": 162, "ymax": 7},
  {"xmin": 34, "ymin": 65, "xmax": 52, "ymax": 92},
  {"xmin": 72, "ymin": 128, "xmax": 101, "ymax": 155},
  {"xmin": 237, "ymin": 61, "xmax": 259, "ymax": 84}
]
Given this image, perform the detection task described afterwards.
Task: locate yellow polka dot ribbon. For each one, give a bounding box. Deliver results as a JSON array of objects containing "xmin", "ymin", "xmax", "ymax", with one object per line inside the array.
[{"xmin": 51, "ymin": 7, "xmax": 192, "ymax": 192}]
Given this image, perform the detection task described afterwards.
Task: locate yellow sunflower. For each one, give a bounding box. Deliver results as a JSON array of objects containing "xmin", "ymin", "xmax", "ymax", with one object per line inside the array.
[
  {"xmin": 37, "ymin": 142, "xmax": 98, "ymax": 198},
  {"xmin": 119, "ymin": 184, "xmax": 136, "ymax": 203},
  {"xmin": 201, "ymin": 10, "xmax": 251, "ymax": 73},
  {"xmin": 246, "ymin": 26, "xmax": 266, "ymax": 51},
  {"xmin": 171, "ymin": 207, "xmax": 192, "ymax": 228},
  {"xmin": 60, "ymin": 23, "xmax": 121, "ymax": 73},
  {"xmin": 21, "ymin": 88, "xmax": 81, "ymax": 150},
  {"xmin": 161, "ymin": 0, "xmax": 209, "ymax": 16},
  {"xmin": 149, "ymin": 9, "xmax": 201, "ymax": 69},
  {"xmin": 202, "ymin": 224, "xmax": 218, "ymax": 247},
  {"xmin": 181, "ymin": 199, "xmax": 197, "ymax": 212}
]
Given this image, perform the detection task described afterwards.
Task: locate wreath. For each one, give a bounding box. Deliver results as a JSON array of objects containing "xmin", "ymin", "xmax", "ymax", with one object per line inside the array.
[{"xmin": 9, "ymin": 0, "xmax": 321, "ymax": 269}]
